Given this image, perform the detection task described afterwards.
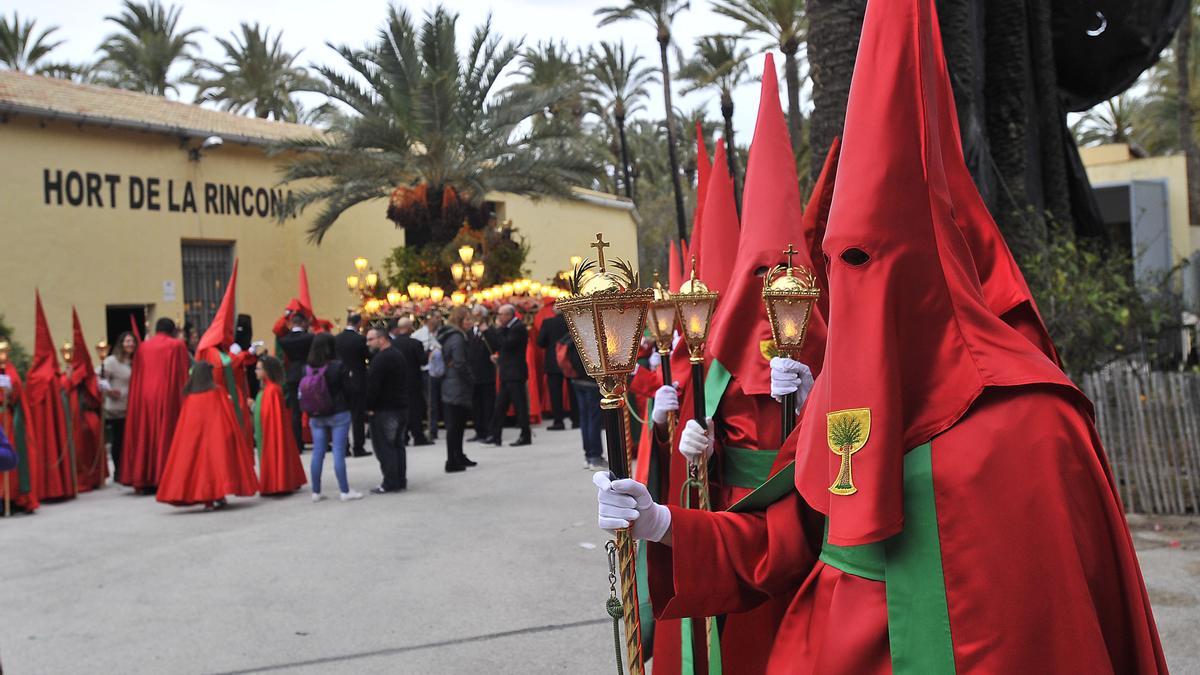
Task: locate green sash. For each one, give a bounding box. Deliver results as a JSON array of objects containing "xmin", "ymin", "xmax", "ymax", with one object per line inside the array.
[
  {"xmin": 722, "ymin": 446, "xmax": 779, "ymax": 490},
  {"xmin": 60, "ymin": 389, "xmax": 77, "ymax": 484},
  {"xmin": 253, "ymin": 390, "xmax": 264, "ymax": 457},
  {"xmin": 218, "ymin": 352, "xmax": 244, "ymax": 429},
  {"xmin": 14, "ymin": 409, "xmax": 31, "ymax": 493}
]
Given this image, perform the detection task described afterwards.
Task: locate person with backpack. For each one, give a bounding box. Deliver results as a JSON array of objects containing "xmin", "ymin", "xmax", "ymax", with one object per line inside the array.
[
  {"xmin": 562, "ymin": 329, "xmax": 607, "ymax": 471},
  {"xmin": 302, "ymin": 333, "xmax": 362, "ymax": 502}
]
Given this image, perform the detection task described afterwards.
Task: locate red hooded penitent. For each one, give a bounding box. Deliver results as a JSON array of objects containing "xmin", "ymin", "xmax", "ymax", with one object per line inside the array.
[
  {"xmin": 25, "ymin": 292, "xmax": 74, "ymax": 500},
  {"xmin": 196, "ymin": 260, "xmax": 255, "ymax": 446},
  {"xmin": 68, "ymin": 307, "xmax": 105, "ymax": 491},
  {"xmin": 120, "ymin": 316, "xmax": 191, "ymax": 489}
]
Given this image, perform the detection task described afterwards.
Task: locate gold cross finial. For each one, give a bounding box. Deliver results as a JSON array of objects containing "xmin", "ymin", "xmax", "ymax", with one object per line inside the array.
[
  {"xmin": 690, "ymin": 255, "xmax": 698, "ymax": 279},
  {"xmin": 591, "ymin": 233, "xmax": 610, "ymax": 269},
  {"xmin": 783, "ymin": 244, "xmax": 798, "ymax": 271}
]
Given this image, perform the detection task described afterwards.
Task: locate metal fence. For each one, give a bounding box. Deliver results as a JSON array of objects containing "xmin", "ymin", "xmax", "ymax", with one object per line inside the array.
[{"xmin": 1082, "ymin": 364, "xmax": 1200, "ymax": 515}]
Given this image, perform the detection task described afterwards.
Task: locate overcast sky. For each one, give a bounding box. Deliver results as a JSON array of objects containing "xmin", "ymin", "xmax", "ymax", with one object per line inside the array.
[{"xmin": 9, "ymin": 0, "xmax": 799, "ymax": 145}]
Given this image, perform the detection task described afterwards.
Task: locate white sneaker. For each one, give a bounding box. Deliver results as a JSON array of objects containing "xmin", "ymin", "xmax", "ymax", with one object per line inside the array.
[
  {"xmin": 311, "ymin": 493, "xmax": 326, "ymax": 503},
  {"xmin": 339, "ymin": 490, "xmax": 364, "ymax": 502}
]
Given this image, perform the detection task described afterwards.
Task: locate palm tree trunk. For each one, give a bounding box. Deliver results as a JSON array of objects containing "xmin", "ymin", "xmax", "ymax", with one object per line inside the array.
[
  {"xmin": 721, "ymin": 92, "xmax": 742, "ymax": 215},
  {"xmin": 617, "ymin": 115, "xmax": 634, "ymax": 199},
  {"xmin": 807, "ymin": 0, "xmax": 867, "ymax": 181},
  {"xmin": 782, "ymin": 44, "xmax": 805, "ymax": 161},
  {"xmin": 1177, "ymin": 9, "xmax": 1200, "ymax": 222},
  {"xmin": 659, "ymin": 39, "xmax": 688, "ymax": 241}
]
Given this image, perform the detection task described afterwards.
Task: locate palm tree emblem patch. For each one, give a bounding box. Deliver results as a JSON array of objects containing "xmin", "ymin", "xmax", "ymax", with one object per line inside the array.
[{"xmin": 827, "ymin": 408, "xmax": 871, "ymax": 496}]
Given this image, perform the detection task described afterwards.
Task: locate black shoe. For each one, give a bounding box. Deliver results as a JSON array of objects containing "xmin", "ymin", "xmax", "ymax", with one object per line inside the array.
[
  {"xmin": 461, "ymin": 456, "xmax": 478, "ymax": 467},
  {"xmin": 412, "ymin": 439, "xmax": 434, "ymax": 447},
  {"xmin": 467, "ymin": 435, "xmax": 485, "ymax": 443},
  {"xmin": 486, "ymin": 436, "xmax": 502, "ymax": 446},
  {"xmin": 445, "ymin": 462, "xmax": 466, "ymax": 473},
  {"xmin": 352, "ymin": 450, "xmax": 373, "ymax": 457},
  {"xmin": 546, "ymin": 423, "xmax": 566, "ymax": 431},
  {"xmin": 510, "ymin": 436, "xmax": 532, "ymax": 447}
]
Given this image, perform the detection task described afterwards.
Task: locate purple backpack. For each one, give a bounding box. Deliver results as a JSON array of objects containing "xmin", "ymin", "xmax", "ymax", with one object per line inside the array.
[{"xmin": 299, "ymin": 365, "xmax": 334, "ymax": 416}]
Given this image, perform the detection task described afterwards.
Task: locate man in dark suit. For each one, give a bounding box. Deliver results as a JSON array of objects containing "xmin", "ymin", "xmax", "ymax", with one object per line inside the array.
[
  {"xmin": 277, "ymin": 313, "xmax": 314, "ymax": 450},
  {"xmin": 467, "ymin": 305, "xmax": 499, "ymax": 441},
  {"xmin": 388, "ymin": 317, "xmax": 431, "ymax": 446},
  {"xmin": 536, "ymin": 302, "xmax": 577, "ymax": 431},
  {"xmin": 335, "ymin": 313, "xmax": 372, "ymax": 457},
  {"xmin": 487, "ymin": 304, "xmax": 531, "ymax": 447},
  {"xmin": 366, "ymin": 327, "xmax": 409, "ymax": 493}
]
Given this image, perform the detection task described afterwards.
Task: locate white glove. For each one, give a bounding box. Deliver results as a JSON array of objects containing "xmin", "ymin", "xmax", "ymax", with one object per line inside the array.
[
  {"xmin": 770, "ymin": 357, "xmax": 815, "ymax": 411},
  {"xmin": 229, "ymin": 343, "xmax": 243, "ymax": 355},
  {"xmin": 594, "ymin": 472, "xmax": 671, "ymax": 542},
  {"xmin": 0, "ymin": 374, "xmax": 10, "ymax": 391},
  {"xmin": 679, "ymin": 418, "xmax": 714, "ymax": 462},
  {"xmin": 648, "ymin": 350, "xmax": 662, "ymax": 371},
  {"xmin": 97, "ymin": 378, "xmax": 113, "ymax": 393},
  {"xmin": 651, "ymin": 385, "xmax": 679, "ymax": 425}
]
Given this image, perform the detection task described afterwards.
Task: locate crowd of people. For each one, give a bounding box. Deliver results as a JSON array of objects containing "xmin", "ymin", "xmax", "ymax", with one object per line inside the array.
[{"xmin": 0, "ymin": 259, "xmax": 597, "ymax": 514}]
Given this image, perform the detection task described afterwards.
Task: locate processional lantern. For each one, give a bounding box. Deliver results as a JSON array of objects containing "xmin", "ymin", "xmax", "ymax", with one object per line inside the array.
[
  {"xmin": 673, "ymin": 258, "xmax": 718, "ymax": 368},
  {"xmin": 557, "ymin": 233, "xmax": 652, "ymax": 675},
  {"xmin": 762, "ymin": 244, "xmax": 821, "ymax": 437},
  {"xmin": 647, "ymin": 273, "xmax": 676, "ymax": 385}
]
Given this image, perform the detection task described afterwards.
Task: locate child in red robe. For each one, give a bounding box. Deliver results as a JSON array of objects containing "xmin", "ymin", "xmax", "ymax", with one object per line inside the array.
[
  {"xmin": 157, "ymin": 362, "xmax": 259, "ymax": 510},
  {"xmin": 253, "ymin": 356, "xmax": 307, "ymax": 495}
]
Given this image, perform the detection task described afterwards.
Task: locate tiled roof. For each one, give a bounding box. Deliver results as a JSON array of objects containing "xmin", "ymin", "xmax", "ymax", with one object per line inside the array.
[{"xmin": 0, "ymin": 69, "xmax": 319, "ymax": 145}]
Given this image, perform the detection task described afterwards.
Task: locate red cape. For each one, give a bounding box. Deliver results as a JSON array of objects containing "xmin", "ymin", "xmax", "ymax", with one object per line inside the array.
[
  {"xmin": 198, "ymin": 348, "xmax": 256, "ymax": 447},
  {"xmin": 1, "ymin": 363, "xmax": 40, "ymax": 511},
  {"xmin": 27, "ymin": 295, "xmax": 74, "ymax": 501},
  {"xmin": 256, "ymin": 381, "xmax": 306, "ymax": 495},
  {"xmin": 119, "ymin": 333, "xmax": 191, "ymax": 488},
  {"xmin": 156, "ymin": 387, "xmax": 259, "ymax": 505},
  {"xmin": 69, "ymin": 309, "xmax": 105, "ymax": 491}
]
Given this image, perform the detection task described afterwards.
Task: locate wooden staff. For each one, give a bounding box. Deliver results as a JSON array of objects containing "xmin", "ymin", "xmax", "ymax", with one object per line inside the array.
[{"xmin": 602, "ymin": 396, "xmax": 645, "ymax": 675}]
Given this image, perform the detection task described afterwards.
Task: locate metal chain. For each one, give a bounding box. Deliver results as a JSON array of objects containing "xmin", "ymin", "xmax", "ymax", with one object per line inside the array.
[{"xmin": 605, "ymin": 540, "xmax": 625, "ymax": 675}]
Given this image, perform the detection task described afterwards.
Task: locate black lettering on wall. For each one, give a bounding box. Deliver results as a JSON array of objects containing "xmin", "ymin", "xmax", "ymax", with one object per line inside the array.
[
  {"xmin": 182, "ymin": 182, "xmax": 197, "ymax": 213},
  {"xmin": 204, "ymin": 182, "xmax": 219, "ymax": 214},
  {"xmin": 146, "ymin": 177, "xmax": 161, "ymax": 211},
  {"xmin": 85, "ymin": 172, "xmax": 102, "ymax": 207},
  {"xmin": 104, "ymin": 174, "xmax": 121, "ymax": 207},
  {"xmin": 129, "ymin": 176, "xmax": 145, "ymax": 209},
  {"xmin": 224, "ymin": 184, "xmax": 240, "ymax": 216},
  {"xmin": 44, "ymin": 169, "xmax": 63, "ymax": 205},
  {"xmin": 241, "ymin": 187, "xmax": 254, "ymax": 218},
  {"xmin": 255, "ymin": 188, "xmax": 269, "ymax": 217},
  {"xmin": 167, "ymin": 179, "xmax": 180, "ymax": 213},
  {"xmin": 65, "ymin": 171, "xmax": 84, "ymax": 206}
]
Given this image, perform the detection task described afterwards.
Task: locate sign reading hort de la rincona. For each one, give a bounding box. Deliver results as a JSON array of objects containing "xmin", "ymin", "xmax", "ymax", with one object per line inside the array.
[{"xmin": 41, "ymin": 167, "xmax": 293, "ymax": 219}]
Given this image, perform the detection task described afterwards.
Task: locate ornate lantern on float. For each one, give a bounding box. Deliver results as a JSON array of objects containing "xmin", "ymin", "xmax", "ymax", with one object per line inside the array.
[{"xmin": 761, "ymin": 244, "xmax": 821, "ymax": 436}]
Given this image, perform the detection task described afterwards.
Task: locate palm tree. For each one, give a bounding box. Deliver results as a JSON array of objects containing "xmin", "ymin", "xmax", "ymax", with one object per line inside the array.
[
  {"xmin": 98, "ymin": 0, "xmax": 202, "ymax": 96},
  {"xmin": 586, "ymin": 41, "xmax": 657, "ymax": 198},
  {"xmin": 38, "ymin": 62, "xmax": 103, "ymax": 84},
  {"xmin": 677, "ymin": 34, "xmax": 750, "ymax": 210},
  {"xmin": 515, "ymin": 40, "xmax": 588, "ymax": 130},
  {"xmin": 279, "ymin": 5, "xmax": 595, "ymax": 248},
  {"xmin": 1072, "ymin": 94, "xmax": 1147, "ymax": 154},
  {"xmin": 188, "ymin": 23, "xmax": 311, "ymax": 121},
  {"xmin": 0, "ymin": 12, "xmax": 63, "ymax": 73},
  {"xmin": 595, "ymin": 0, "xmax": 690, "ymax": 241},
  {"xmin": 710, "ymin": 0, "xmax": 807, "ymax": 156}
]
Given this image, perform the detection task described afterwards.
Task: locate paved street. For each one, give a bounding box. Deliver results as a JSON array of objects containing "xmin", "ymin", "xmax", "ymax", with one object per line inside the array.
[{"xmin": 2, "ymin": 423, "xmax": 1198, "ymax": 674}]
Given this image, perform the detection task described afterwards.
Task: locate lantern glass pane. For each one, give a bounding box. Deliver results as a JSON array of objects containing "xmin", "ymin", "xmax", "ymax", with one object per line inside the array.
[
  {"xmin": 770, "ymin": 297, "xmax": 815, "ymax": 349},
  {"xmin": 649, "ymin": 302, "xmax": 674, "ymax": 342},
  {"xmin": 563, "ymin": 305, "xmax": 601, "ymax": 372},
  {"xmin": 676, "ymin": 299, "xmax": 714, "ymax": 343},
  {"xmin": 599, "ymin": 304, "xmax": 644, "ymax": 371}
]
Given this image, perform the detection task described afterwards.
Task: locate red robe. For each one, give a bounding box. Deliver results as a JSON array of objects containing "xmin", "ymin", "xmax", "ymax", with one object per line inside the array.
[
  {"xmin": 256, "ymin": 381, "xmax": 307, "ymax": 495},
  {"xmin": 26, "ymin": 365, "xmax": 74, "ymax": 501},
  {"xmin": 198, "ymin": 348, "xmax": 256, "ymax": 449},
  {"xmin": 649, "ymin": 386, "xmax": 1165, "ymax": 674},
  {"xmin": 156, "ymin": 387, "xmax": 260, "ymax": 505},
  {"xmin": 65, "ymin": 368, "xmax": 105, "ymax": 491},
  {"xmin": 1, "ymin": 363, "xmax": 40, "ymax": 511},
  {"xmin": 120, "ymin": 333, "xmax": 191, "ymax": 489}
]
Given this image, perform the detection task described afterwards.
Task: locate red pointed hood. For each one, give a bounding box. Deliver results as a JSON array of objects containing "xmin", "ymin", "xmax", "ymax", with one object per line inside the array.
[
  {"xmin": 696, "ymin": 141, "xmax": 740, "ymax": 294},
  {"xmin": 925, "ymin": 19, "xmax": 1061, "ymax": 366},
  {"xmin": 795, "ymin": 0, "xmax": 1075, "ymax": 547},
  {"xmin": 31, "ymin": 291, "xmax": 59, "ymax": 377},
  {"xmin": 708, "ymin": 53, "xmax": 814, "ymax": 396},
  {"xmin": 70, "ymin": 307, "xmax": 99, "ymax": 393},
  {"xmin": 668, "ymin": 240, "xmax": 682, "ymax": 291},
  {"xmin": 196, "ymin": 259, "xmax": 239, "ymax": 354},
  {"xmin": 298, "ymin": 264, "xmax": 315, "ymax": 315},
  {"xmin": 691, "ymin": 123, "xmax": 712, "ymax": 270}
]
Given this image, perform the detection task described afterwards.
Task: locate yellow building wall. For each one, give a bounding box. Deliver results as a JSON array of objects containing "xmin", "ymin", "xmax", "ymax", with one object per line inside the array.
[
  {"xmin": 0, "ymin": 117, "xmax": 639, "ymax": 356},
  {"xmin": 493, "ymin": 189, "xmax": 640, "ymax": 283},
  {"xmin": 1083, "ymin": 149, "xmax": 1198, "ymax": 264},
  {"xmin": 0, "ymin": 116, "xmax": 396, "ymax": 354}
]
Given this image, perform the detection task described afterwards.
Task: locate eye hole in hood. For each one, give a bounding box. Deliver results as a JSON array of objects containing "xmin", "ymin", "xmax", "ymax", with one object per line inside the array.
[{"xmin": 840, "ymin": 247, "xmax": 871, "ymax": 267}]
